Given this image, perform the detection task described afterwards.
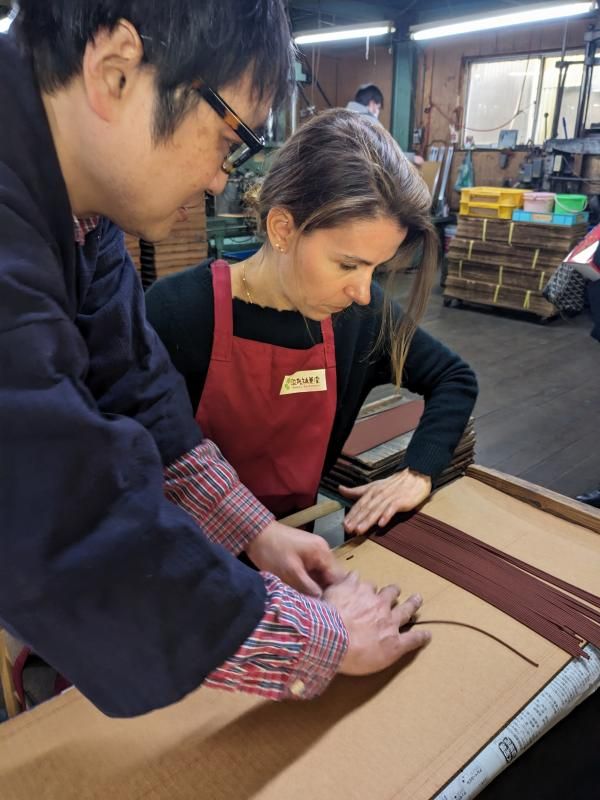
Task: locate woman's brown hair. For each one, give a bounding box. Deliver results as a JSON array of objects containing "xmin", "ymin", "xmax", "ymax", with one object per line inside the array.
[{"xmin": 249, "ymin": 109, "xmax": 437, "ymax": 386}]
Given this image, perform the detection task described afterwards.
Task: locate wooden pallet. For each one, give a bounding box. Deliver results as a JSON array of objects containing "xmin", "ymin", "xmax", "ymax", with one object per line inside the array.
[{"xmin": 443, "ymin": 276, "xmax": 557, "ymax": 319}]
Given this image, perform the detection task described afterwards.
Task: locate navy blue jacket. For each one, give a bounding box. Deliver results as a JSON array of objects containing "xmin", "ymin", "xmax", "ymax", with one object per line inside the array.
[{"xmin": 0, "ymin": 34, "xmax": 265, "ymax": 716}]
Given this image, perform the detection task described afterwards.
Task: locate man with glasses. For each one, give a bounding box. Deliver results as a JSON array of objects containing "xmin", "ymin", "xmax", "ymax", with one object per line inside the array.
[
  {"xmin": 0, "ymin": 0, "xmax": 429, "ymax": 719},
  {"xmin": 192, "ymin": 80, "xmax": 266, "ymax": 175}
]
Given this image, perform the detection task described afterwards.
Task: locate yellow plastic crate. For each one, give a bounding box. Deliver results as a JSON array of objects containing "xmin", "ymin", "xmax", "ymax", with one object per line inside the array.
[
  {"xmin": 459, "ymin": 201, "xmax": 516, "ymax": 220},
  {"xmin": 460, "ymin": 187, "xmax": 525, "ymax": 206},
  {"xmin": 459, "ymin": 187, "xmax": 525, "ymax": 220}
]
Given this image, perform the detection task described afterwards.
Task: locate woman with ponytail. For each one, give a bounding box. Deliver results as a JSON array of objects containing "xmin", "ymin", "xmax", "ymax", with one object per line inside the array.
[{"xmin": 147, "ymin": 109, "xmax": 477, "ymax": 534}]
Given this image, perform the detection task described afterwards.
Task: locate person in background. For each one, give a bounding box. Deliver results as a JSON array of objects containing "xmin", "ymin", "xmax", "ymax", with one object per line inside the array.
[
  {"xmin": 346, "ymin": 84, "xmax": 423, "ymax": 167},
  {"xmin": 146, "ymin": 110, "xmax": 478, "ymax": 535},
  {"xmin": 346, "ymin": 83, "xmax": 384, "ymax": 121},
  {"xmin": 0, "ymin": 1, "xmax": 430, "ymax": 719}
]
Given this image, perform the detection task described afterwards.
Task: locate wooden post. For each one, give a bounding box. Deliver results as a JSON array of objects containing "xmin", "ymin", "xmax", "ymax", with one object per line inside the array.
[{"xmin": 279, "ymin": 500, "xmax": 343, "ymax": 529}]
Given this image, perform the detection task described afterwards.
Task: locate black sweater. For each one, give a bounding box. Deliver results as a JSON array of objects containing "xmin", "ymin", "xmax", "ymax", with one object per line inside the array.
[{"xmin": 145, "ymin": 260, "xmax": 478, "ymax": 480}]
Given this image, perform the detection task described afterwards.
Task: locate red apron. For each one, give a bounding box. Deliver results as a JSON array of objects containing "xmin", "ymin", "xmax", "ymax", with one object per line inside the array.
[{"xmin": 196, "ymin": 261, "xmax": 337, "ymax": 516}]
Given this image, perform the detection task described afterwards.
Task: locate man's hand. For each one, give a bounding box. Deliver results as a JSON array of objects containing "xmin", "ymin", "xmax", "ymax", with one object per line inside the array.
[
  {"xmin": 246, "ymin": 521, "xmax": 347, "ymax": 597},
  {"xmin": 340, "ymin": 468, "xmax": 432, "ymax": 535},
  {"xmin": 324, "ymin": 572, "xmax": 430, "ymax": 675}
]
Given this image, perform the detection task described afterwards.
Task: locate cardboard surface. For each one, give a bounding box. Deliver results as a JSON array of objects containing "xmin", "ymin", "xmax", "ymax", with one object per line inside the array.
[
  {"xmin": 1, "ymin": 476, "xmax": 599, "ymax": 800},
  {"xmin": 421, "ymin": 161, "xmax": 443, "ymax": 198}
]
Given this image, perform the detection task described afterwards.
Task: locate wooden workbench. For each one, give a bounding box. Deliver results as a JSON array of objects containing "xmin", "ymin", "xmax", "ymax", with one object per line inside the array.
[{"xmin": 0, "ymin": 467, "xmax": 598, "ymax": 800}]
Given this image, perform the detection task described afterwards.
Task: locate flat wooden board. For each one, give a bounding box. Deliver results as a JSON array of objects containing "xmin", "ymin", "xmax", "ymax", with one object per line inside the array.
[
  {"xmin": 421, "ymin": 160, "xmax": 442, "ymax": 196},
  {"xmin": 467, "ymin": 465, "xmax": 600, "ymax": 535}
]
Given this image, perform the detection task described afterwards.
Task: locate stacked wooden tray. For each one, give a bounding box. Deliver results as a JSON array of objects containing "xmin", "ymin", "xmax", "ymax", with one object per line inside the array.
[
  {"xmin": 123, "ymin": 205, "xmax": 208, "ymax": 289},
  {"xmin": 452, "ymin": 217, "xmax": 586, "ymax": 247},
  {"xmin": 443, "ymin": 217, "xmax": 586, "ymax": 320},
  {"xmin": 123, "ymin": 232, "xmax": 141, "ymax": 269},
  {"xmin": 321, "ymin": 399, "xmax": 476, "ymax": 496}
]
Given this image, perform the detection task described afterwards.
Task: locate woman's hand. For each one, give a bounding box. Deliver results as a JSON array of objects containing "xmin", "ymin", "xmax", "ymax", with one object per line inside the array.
[
  {"xmin": 340, "ymin": 468, "xmax": 432, "ymax": 535},
  {"xmin": 246, "ymin": 521, "xmax": 347, "ymax": 597}
]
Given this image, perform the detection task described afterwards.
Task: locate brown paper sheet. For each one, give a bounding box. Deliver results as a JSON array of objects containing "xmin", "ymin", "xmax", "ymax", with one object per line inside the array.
[
  {"xmin": 342, "ymin": 399, "xmax": 425, "ymax": 457},
  {"xmin": 1, "ymin": 476, "xmax": 599, "ymax": 800}
]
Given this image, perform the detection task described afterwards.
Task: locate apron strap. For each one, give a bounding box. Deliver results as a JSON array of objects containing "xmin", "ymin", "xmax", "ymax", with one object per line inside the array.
[
  {"xmin": 210, "ymin": 259, "xmax": 336, "ymax": 367},
  {"xmin": 209, "ymin": 260, "xmax": 233, "ymax": 361},
  {"xmin": 320, "ymin": 317, "xmax": 336, "ymax": 368}
]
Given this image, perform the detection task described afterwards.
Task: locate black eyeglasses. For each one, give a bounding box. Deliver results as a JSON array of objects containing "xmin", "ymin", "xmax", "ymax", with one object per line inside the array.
[{"xmin": 192, "ymin": 80, "xmax": 265, "ymax": 174}]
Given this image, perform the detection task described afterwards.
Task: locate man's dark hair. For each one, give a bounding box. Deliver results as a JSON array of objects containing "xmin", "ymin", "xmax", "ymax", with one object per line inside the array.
[
  {"xmin": 14, "ymin": 0, "xmax": 293, "ymax": 140},
  {"xmin": 354, "ymin": 83, "xmax": 384, "ymax": 109}
]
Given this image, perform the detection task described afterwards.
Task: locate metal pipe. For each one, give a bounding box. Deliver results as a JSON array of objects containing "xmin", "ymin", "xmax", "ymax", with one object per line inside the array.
[
  {"xmin": 290, "ymin": 83, "xmax": 299, "ymax": 135},
  {"xmin": 575, "ymin": 29, "xmax": 599, "ymax": 137}
]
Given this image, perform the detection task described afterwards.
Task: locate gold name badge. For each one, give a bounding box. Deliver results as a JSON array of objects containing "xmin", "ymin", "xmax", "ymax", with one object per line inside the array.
[{"xmin": 280, "ymin": 368, "xmax": 327, "ymax": 395}]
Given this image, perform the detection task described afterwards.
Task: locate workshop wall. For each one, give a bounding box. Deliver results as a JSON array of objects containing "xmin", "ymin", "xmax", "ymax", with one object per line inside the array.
[
  {"xmin": 414, "ymin": 18, "xmax": 588, "ymax": 145},
  {"xmin": 448, "ymin": 151, "xmax": 527, "ymax": 200},
  {"xmin": 301, "ymin": 20, "xmax": 599, "ymax": 211},
  {"xmin": 298, "ymin": 43, "xmax": 393, "ymax": 130},
  {"xmin": 412, "ymin": 18, "xmax": 590, "ymax": 209}
]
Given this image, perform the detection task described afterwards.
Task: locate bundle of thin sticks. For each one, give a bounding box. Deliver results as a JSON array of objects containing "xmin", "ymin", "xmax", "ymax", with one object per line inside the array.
[{"xmin": 376, "ymin": 514, "xmax": 600, "ymax": 659}]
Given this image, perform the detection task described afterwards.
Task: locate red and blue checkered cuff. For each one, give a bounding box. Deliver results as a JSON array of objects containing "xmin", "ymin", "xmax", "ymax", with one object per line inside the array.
[
  {"xmin": 164, "ymin": 439, "xmax": 274, "ymax": 555},
  {"xmin": 204, "ymin": 573, "xmax": 348, "ymax": 701},
  {"xmin": 73, "ymin": 215, "xmax": 100, "ymax": 245}
]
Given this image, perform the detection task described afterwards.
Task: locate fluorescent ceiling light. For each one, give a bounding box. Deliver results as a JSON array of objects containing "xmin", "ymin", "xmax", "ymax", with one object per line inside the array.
[
  {"xmin": 0, "ymin": 5, "xmax": 17, "ymax": 33},
  {"xmin": 295, "ymin": 21, "xmax": 395, "ymax": 46},
  {"xmin": 411, "ymin": 2, "xmax": 595, "ymax": 41}
]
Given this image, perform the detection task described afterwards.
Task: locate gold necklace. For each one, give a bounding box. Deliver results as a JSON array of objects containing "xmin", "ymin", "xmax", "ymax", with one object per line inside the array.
[{"xmin": 241, "ymin": 262, "xmax": 254, "ymax": 304}]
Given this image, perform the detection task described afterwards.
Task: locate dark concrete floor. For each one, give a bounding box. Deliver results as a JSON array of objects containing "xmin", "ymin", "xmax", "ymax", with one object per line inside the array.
[{"xmin": 388, "ymin": 273, "xmax": 600, "ymax": 500}]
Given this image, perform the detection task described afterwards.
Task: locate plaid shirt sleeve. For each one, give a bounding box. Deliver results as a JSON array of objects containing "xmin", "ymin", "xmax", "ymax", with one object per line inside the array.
[
  {"xmin": 164, "ymin": 439, "xmax": 275, "ymax": 554},
  {"xmin": 164, "ymin": 446, "xmax": 348, "ymax": 698},
  {"xmin": 73, "ymin": 215, "xmax": 100, "ymax": 245},
  {"xmin": 204, "ymin": 572, "xmax": 348, "ymax": 700}
]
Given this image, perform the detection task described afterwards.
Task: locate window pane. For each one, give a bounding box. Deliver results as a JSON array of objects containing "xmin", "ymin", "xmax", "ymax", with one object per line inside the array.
[
  {"xmin": 586, "ymin": 65, "xmax": 600, "ymax": 130},
  {"xmin": 535, "ymin": 54, "xmax": 584, "ymax": 141},
  {"xmin": 464, "ymin": 58, "xmax": 541, "ymax": 146}
]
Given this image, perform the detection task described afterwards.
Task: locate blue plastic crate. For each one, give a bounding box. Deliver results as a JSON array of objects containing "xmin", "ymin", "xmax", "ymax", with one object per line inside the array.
[
  {"xmin": 511, "ymin": 209, "xmax": 589, "ymax": 226},
  {"xmin": 221, "ymin": 246, "xmax": 260, "ymax": 262}
]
